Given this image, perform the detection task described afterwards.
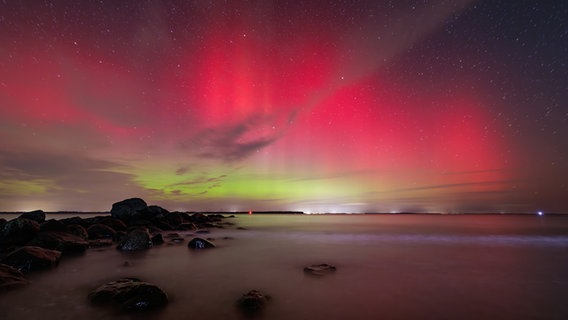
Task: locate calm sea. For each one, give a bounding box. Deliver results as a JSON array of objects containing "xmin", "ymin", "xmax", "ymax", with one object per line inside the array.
[{"xmin": 2, "ymin": 214, "xmax": 568, "ymax": 320}]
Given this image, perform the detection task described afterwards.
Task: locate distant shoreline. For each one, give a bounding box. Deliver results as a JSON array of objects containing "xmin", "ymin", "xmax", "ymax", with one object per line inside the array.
[{"xmin": 1, "ymin": 211, "xmax": 566, "ymax": 215}]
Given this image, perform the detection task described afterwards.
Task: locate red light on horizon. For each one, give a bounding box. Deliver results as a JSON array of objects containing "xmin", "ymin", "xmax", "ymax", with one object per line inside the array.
[{"xmin": 248, "ymin": 210, "xmax": 252, "ymax": 215}]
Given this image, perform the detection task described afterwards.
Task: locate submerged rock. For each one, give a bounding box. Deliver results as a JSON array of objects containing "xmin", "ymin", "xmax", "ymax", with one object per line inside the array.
[
  {"xmin": 236, "ymin": 290, "xmax": 271, "ymax": 314},
  {"xmin": 187, "ymin": 237, "xmax": 215, "ymax": 249},
  {"xmin": 1, "ymin": 246, "xmax": 61, "ymax": 273},
  {"xmin": 303, "ymin": 263, "xmax": 337, "ymax": 276},
  {"xmin": 88, "ymin": 278, "xmax": 168, "ymax": 312},
  {"xmin": 117, "ymin": 229, "xmax": 152, "ymax": 251},
  {"xmin": 0, "ymin": 263, "xmax": 29, "ymax": 291}
]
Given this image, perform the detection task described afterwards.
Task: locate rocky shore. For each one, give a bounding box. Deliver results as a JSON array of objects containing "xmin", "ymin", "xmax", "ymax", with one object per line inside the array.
[{"xmin": 0, "ymin": 197, "xmax": 335, "ymax": 316}]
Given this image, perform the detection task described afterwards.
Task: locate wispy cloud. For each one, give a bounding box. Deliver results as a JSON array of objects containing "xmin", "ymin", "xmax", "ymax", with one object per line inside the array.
[{"xmin": 181, "ymin": 114, "xmax": 290, "ymax": 162}]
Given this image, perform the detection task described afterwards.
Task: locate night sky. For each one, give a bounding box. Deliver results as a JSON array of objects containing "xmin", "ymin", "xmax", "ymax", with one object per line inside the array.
[{"xmin": 1, "ymin": 1, "xmax": 567, "ymax": 213}]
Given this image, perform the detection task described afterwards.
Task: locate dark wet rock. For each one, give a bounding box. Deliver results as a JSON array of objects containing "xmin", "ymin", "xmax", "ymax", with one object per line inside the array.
[
  {"xmin": 303, "ymin": 263, "xmax": 337, "ymax": 276},
  {"xmin": 1, "ymin": 246, "xmax": 61, "ymax": 273},
  {"xmin": 187, "ymin": 237, "xmax": 215, "ymax": 249},
  {"xmin": 89, "ymin": 239, "xmax": 114, "ymax": 248},
  {"xmin": 113, "ymin": 231, "xmax": 127, "ymax": 242},
  {"xmin": 59, "ymin": 216, "xmax": 87, "ymax": 227},
  {"xmin": 0, "ymin": 218, "xmax": 40, "ymax": 246},
  {"xmin": 117, "ymin": 229, "xmax": 152, "ymax": 251},
  {"xmin": 151, "ymin": 219, "xmax": 173, "ymax": 231},
  {"xmin": 19, "ymin": 210, "xmax": 46, "ymax": 223},
  {"xmin": 143, "ymin": 205, "xmax": 169, "ymax": 218},
  {"xmin": 178, "ymin": 223, "xmax": 197, "ymax": 231},
  {"xmin": 100, "ymin": 218, "xmax": 127, "ymax": 232},
  {"xmin": 0, "ymin": 263, "xmax": 29, "ymax": 291},
  {"xmin": 164, "ymin": 233, "xmax": 181, "ymax": 239},
  {"xmin": 28, "ymin": 231, "xmax": 89, "ymax": 254},
  {"xmin": 0, "ymin": 218, "xmax": 6, "ymax": 226},
  {"xmin": 164, "ymin": 212, "xmax": 183, "ymax": 226},
  {"xmin": 88, "ymin": 278, "xmax": 168, "ymax": 312},
  {"xmin": 151, "ymin": 233, "xmax": 164, "ymax": 245},
  {"xmin": 207, "ymin": 214, "xmax": 225, "ymax": 220},
  {"xmin": 188, "ymin": 213, "xmax": 210, "ymax": 224},
  {"xmin": 236, "ymin": 290, "xmax": 271, "ymax": 314},
  {"xmin": 87, "ymin": 224, "xmax": 117, "ymax": 240},
  {"xmin": 40, "ymin": 219, "xmax": 69, "ymax": 232},
  {"xmin": 110, "ymin": 198, "xmax": 148, "ymax": 221},
  {"xmin": 68, "ymin": 224, "xmax": 89, "ymax": 240}
]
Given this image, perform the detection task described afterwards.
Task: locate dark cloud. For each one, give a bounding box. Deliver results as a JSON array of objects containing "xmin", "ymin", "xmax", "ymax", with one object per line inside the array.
[{"xmin": 182, "ymin": 115, "xmax": 287, "ymax": 162}]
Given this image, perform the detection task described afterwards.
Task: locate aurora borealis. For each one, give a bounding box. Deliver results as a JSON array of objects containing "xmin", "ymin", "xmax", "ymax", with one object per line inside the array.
[{"xmin": 0, "ymin": 1, "xmax": 566, "ymax": 213}]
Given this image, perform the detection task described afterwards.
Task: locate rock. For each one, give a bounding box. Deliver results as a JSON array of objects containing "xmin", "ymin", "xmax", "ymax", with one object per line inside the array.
[
  {"xmin": 236, "ymin": 290, "xmax": 270, "ymax": 314},
  {"xmin": 151, "ymin": 233, "xmax": 164, "ymax": 245},
  {"xmin": 59, "ymin": 216, "xmax": 87, "ymax": 227},
  {"xmin": 27, "ymin": 231, "xmax": 89, "ymax": 254},
  {"xmin": 68, "ymin": 224, "xmax": 89, "ymax": 240},
  {"xmin": 150, "ymin": 219, "xmax": 173, "ymax": 231},
  {"xmin": 0, "ymin": 263, "xmax": 29, "ymax": 291},
  {"xmin": 40, "ymin": 219, "xmax": 69, "ymax": 232},
  {"xmin": 87, "ymin": 224, "xmax": 117, "ymax": 240},
  {"xmin": 143, "ymin": 205, "xmax": 169, "ymax": 218},
  {"xmin": 89, "ymin": 239, "xmax": 114, "ymax": 248},
  {"xmin": 110, "ymin": 198, "xmax": 148, "ymax": 221},
  {"xmin": 99, "ymin": 218, "xmax": 127, "ymax": 232},
  {"xmin": 117, "ymin": 229, "xmax": 152, "ymax": 251},
  {"xmin": 88, "ymin": 278, "xmax": 168, "ymax": 312},
  {"xmin": 0, "ymin": 218, "xmax": 40, "ymax": 246},
  {"xmin": 178, "ymin": 223, "xmax": 197, "ymax": 231},
  {"xmin": 187, "ymin": 237, "xmax": 215, "ymax": 249},
  {"xmin": 164, "ymin": 212, "xmax": 183, "ymax": 226},
  {"xmin": 1, "ymin": 246, "xmax": 61, "ymax": 273},
  {"xmin": 18, "ymin": 210, "xmax": 46, "ymax": 223},
  {"xmin": 303, "ymin": 263, "xmax": 337, "ymax": 276}
]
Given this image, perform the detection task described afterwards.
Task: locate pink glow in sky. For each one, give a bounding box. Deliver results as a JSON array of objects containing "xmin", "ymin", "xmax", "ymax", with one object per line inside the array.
[{"xmin": 1, "ymin": 1, "xmax": 567, "ymax": 213}]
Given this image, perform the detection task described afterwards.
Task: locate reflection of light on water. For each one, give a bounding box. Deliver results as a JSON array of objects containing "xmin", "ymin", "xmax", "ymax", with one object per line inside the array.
[{"xmin": 238, "ymin": 230, "xmax": 568, "ymax": 248}]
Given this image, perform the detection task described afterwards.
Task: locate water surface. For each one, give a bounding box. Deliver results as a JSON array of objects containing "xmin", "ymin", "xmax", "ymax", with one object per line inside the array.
[{"xmin": 2, "ymin": 214, "xmax": 568, "ymax": 319}]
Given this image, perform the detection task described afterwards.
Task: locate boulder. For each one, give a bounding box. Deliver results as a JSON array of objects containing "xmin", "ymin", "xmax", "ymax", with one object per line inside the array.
[
  {"xmin": 143, "ymin": 205, "xmax": 169, "ymax": 218},
  {"xmin": 236, "ymin": 290, "xmax": 271, "ymax": 314},
  {"xmin": 164, "ymin": 212, "xmax": 183, "ymax": 226},
  {"xmin": 88, "ymin": 278, "xmax": 168, "ymax": 312},
  {"xmin": 99, "ymin": 218, "xmax": 127, "ymax": 231},
  {"xmin": 0, "ymin": 218, "xmax": 40, "ymax": 245},
  {"xmin": 27, "ymin": 231, "xmax": 89, "ymax": 254},
  {"xmin": 59, "ymin": 216, "xmax": 87, "ymax": 227},
  {"xmin": 1, "ymin": 246, "xmax": 61, "ymax": 273},
  {"xmin": 0, "ymin": 263, "xmax": 29, "ymax": 291},
  {"xmin": 40, "ymin": 219, "xmax": 69, "ymax": 232},
  {"xmin": 18, "ymin": 210, "xmax": 46, "ymax": 223},
  {"xmin": 117, "ymin": 229, "xmax": 152, "ymax": 251},
  {"xmin": 187, "ymin": 237, "xmax": 215, "ymax": 249},
  {"xmin": 87, "ymin": 224, "xmax": 117, "ymax": 239},
  {"xmin": 68, "ymin": 224, "xmax": 89, "ymax": 240},
  {"xmin": 303, "ymin": 263, "xmax": 337, "ymax": 276},
  {"xmin": 151, "ymin": 233, "xmax": 164, "ymax": 245},
  {"xmin": 110, "ymin": 198, "xmax": 148, "ymax": 220}
]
